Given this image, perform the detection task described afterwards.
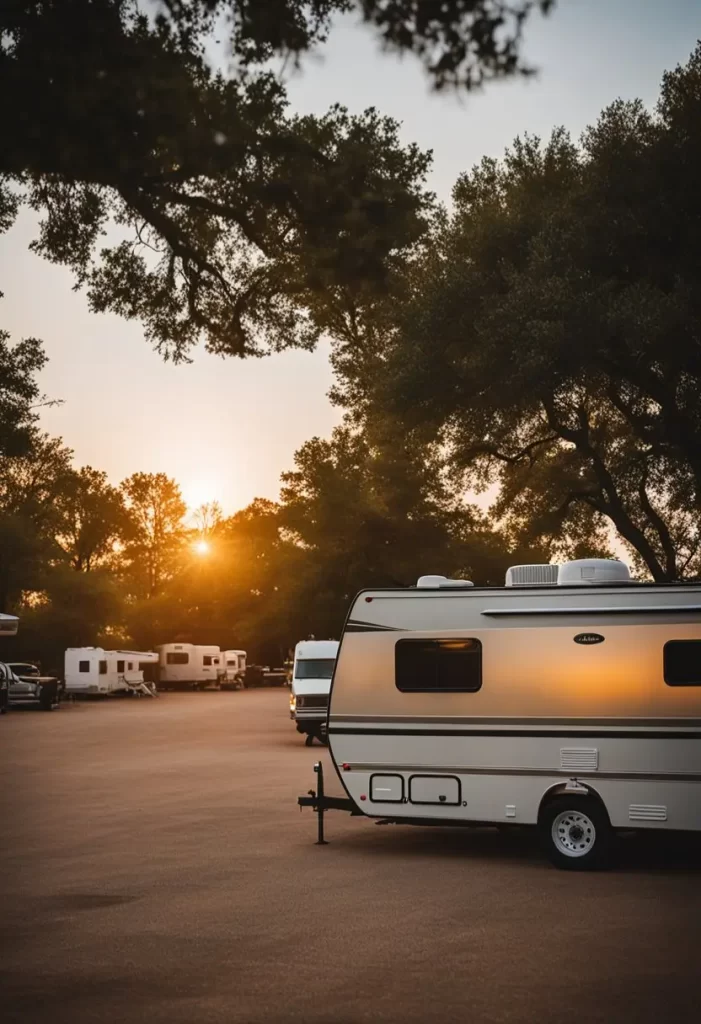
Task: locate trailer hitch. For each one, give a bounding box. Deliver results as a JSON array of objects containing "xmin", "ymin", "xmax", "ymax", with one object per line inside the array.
[{"xmin": 298, "ymin": 761, "xmax": 356, "ymax": 844}]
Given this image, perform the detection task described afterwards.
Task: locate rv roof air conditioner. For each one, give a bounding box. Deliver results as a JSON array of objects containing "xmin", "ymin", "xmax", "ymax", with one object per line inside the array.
[
  {"xmin": 505, "ymin": 564, "xmax": 559, "ymax": 587},
  {"xmin": 416, "ymin": 575, "xmax": 474, "ymax": 589},
  {"xmin": 557, "ymin": 558, "xmax": 631, "ymax": 586}
]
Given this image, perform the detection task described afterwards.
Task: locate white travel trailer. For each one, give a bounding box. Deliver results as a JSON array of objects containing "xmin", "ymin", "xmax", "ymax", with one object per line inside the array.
[
  {"xmin": 290, "ymin": 639, "xmax": 339, "ymax": 745},
  {"xmin": 300, "ymin": 560, "xmax": 701, "ymax": 869},
  {"xmin": 64, "ymin": 648, "xmax": 159, "ymax": 696},
  {"xmin": 156, "ymin": 643, "xmax": 222, "ymax": 690},
  {"xmin": 220, "ymin": 650, "xmax": 247, "ymax": 690}
]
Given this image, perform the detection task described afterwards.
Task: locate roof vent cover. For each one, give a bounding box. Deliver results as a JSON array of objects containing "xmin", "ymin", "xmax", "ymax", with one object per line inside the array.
[
  {"xmin": 416, "ymin": 575, "xmax": 474, "ymax": 589},
  {"xmin": 557, "ymin": 559, "xmax": 631, "ymax": 586},
  {"xmin": 505, "ymin": 564, "xmax": 559, "ymax": 587}
]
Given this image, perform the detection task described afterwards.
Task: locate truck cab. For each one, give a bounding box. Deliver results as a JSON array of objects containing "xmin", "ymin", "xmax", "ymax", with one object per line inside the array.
[
  {"xmin": 2, "ymin": 662, "xmax": 60, "ymax": 711},
  {"xmin": 289, "ymin": 640, "xmax": 339, "ymax": 745}
]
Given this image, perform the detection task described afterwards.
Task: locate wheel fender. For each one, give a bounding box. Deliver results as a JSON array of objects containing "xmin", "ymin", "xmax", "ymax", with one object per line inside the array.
[{"xmin": 538, "ymin": 780, "xmax": 610, "ymax": 824}]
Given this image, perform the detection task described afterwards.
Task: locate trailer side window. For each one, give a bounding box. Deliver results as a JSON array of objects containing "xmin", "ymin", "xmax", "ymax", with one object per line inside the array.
[
  {"xmin": 79, "ymin": 660, "xmax": 90, "ymax": 672},
  {"xmin": 117, "ymin": 660, "xmax": 125, "ymax": 673},
  {"xmin": 203, "ymin": 655, "xmax": 213, "ymax": 666},
  {"xmin": 166, "ymin": 652, "xmax": 189, "ymax": 665},
  {"xmin": 99, "ymin": 661, "xmax": 107, "ymax": 675},
  {"xmin": 395, "ymin": 639, "xmax": 482, "ymax": 693},
  {"xmin": 664, "ymin": 641, "xmax": 701, "ymax": 686}
]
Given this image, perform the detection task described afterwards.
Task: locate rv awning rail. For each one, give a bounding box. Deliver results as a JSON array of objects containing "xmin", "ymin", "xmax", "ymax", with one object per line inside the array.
[{"xmin": 481, "ymin": 605, "xmax": 701, "ymax": 617}]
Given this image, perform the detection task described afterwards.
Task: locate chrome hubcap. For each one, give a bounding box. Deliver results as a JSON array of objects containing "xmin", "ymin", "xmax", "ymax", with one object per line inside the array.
[{"xmin": 551, "ymin": 810, "xmax": 596, "ymax": 858}]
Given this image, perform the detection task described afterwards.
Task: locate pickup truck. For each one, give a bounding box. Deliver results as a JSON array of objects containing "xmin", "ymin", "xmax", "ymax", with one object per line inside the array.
[{"xmin": 2, "ymin": 662, "xmax": 61, "ymax": 711}]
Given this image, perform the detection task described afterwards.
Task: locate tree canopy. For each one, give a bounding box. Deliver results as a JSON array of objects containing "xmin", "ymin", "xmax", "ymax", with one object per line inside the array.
[
  {"xmin": 0, "ymin": 339, "xmax": 536, "ymax": 669},
  {"xmin": 0, "ymin": 0, "xmax": 556, "ymax": 360},
  {"xmin": 336, "ymin": 44, "xmax": 701, "ymax": 580},
  {"xmin": 0, "ymin": 327, "xmax": 48, "ymax": 457}
]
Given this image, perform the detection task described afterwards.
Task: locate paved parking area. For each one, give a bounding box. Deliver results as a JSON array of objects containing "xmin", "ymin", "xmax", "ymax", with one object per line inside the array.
[{"xmin": 1, "ymin": 690, "xmax": 699, "ymax": 1024}]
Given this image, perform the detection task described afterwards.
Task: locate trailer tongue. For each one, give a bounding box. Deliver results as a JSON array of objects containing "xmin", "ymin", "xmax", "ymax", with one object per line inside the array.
[{"xmin": 298, "ymin": 762, "xmax": 357, "ymax": 844}]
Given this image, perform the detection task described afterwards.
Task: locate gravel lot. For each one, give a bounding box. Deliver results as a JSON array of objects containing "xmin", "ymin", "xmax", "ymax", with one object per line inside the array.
[{"xmin": 1, "ymin": 690, "xmax": 699, "ymax": 1024}]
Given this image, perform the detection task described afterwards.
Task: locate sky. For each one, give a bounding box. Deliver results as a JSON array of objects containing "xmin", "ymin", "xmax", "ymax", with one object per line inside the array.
[{"xmin": 1, "ymin": 0, "xmax": 699, "ymax": 515}]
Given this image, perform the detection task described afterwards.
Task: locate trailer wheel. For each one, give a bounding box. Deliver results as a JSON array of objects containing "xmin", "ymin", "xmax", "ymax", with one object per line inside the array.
[{"xmin": 540, "ymin": 795, "xmax": 613, "ymax": 871}]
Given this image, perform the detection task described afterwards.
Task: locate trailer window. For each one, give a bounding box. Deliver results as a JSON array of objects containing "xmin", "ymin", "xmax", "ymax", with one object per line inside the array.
[
  {"xmin": 166, "ymin": 652, "xmax": 189, "ymax": 665},
  {"xmin": 117, "ymin": 660, "xmax": 125, "ymax": 673},
  {"xmin": 395, "ymin": 639, "xmax": 482, "ymax": 693},
  {"xmin": 664, "ymin": 641, "xmax": 701, "ymax": 686},
  {"xmin": 99, "ymin": 661, "xmax": 107, "ymax": 675},
  {"xmin": 203, "ymin": 655, "xmax": 213, "ymax": 666},
  {"xmin": 79, "ymin": 660, "xmax": 90, "ymax": 673}
]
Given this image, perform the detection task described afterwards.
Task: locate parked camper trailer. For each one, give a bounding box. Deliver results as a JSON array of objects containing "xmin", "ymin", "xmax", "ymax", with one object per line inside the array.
[
  {"xmin": 64, "ymin": 649, "xmax": 159, "ymax": 696},
  {"xmin": 300, "ymin": 560, "xmax": 701, "ymax": 870},
  {"xmin": 156, "ymin": 644, "xmax": 222, "ymax": 690},
  {"xmin": 290, "ymin": 640, "xmax": 339, "ymax": 745},
  {"xmin": 220, "ymin": 650, "xmax": 247, "ymax": 690}
]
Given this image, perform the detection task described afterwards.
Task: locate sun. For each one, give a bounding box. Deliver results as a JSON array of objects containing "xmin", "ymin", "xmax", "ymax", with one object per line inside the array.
[{"xmin": 193, "ymin": 539, "xmax": 210, "ymax": 556}]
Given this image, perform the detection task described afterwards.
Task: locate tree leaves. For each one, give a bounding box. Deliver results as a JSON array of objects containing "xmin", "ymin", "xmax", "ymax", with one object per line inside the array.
[{"xmin": 339, "ymin": 43, "xmax": 701, "ymax": 579}]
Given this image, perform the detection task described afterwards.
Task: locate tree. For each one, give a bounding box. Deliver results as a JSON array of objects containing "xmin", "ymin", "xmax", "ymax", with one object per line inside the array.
[
  {"xmin": 0, "ymin": 327, "xmax": 48, "ymax": 457},
  {"xmin": 277, "ymin": 422, "xmax": 528, "ymax": 634},
  {"xmin": 344, "ymin": 45, "xmax": 701, "ymax": 580},
  {"xmin": 5, "ymin": 566, "xmax": 124, "ymax": 673},
  {"xmin": 192, "ymin": 501, "xmax": 224, "ymax": 537},
  {"xmin": 0, "ymin": 431, "xmax": 73, "ymax": 609},
  {"xmin": 54, "ymin": 466, "xmax": 129, "ymax": 571},
  {"xmin": 0, "ymin": 1, "xmax": 556, "ymax": 360},
  {"xmin": 1, "ymin": 1, "xmax": 433, "ymax": 360},
  {"xmin": 120, "ymin": 472, "xmax": 187, "ymax": 598},
  {"xmin": 164, "ymin": 1, "xmax": 554, "ymax": 90}
]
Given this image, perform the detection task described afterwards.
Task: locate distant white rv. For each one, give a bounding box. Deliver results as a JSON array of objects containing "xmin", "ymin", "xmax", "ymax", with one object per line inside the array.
[
  {"xmin": 290, "ymin": 639, "xmax": 339, "ymax": 745},
  {"xmin": 156, "ymin": 643, "xmax": 222, "ymax": 690},
  {"xmin": 64, "ymin": 648, "xmax": 159, "ymax": 696},
  {"xmin": 221, "ymin": 650, "xmax": 247, "ymax": 690},
  {"xmin": 300, "ymin": 559, "xmax": 701, "ymax": 870}
]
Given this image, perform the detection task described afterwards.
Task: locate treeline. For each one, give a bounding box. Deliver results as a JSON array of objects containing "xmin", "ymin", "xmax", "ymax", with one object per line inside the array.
[
  {"xmin": 2, "ymin": 11, "xmax": 701, "ymax": 671},
  {"xmin": 0, "ymin": 392, "xmax": 546, "ymax": 672}
]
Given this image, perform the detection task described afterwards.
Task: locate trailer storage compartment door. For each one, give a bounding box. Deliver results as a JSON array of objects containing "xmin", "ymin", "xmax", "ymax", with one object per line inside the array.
[
  {"xmin": 369, "ymin": 774, "xmax": 404, "ymax": 803},
  {"xmin": 409, "ymin": 775, "xmax": 461, "ymax": 806}
]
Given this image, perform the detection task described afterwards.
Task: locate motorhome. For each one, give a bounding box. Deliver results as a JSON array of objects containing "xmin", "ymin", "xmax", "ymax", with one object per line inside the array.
[
  {"xmin": 290, "ymin": 640, "xmax": 339, "ymax": 745},
  {"xmin": 305, "ymin": 559, "xmax": 701, "ymax": 870},
  {"xmin": 221, "ymin": 650, "xmax": 247, "ymax": 690},
  {"xmin": 64, "ymin": 648, "xmax": 159, "ymax": 696},
  {"xmin": 156, "ymin": 643, "xmax": 222, "ymax": 690}
]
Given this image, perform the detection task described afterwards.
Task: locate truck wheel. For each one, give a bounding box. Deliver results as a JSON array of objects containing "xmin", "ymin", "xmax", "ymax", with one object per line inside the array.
[
  {"xmin": 540, "ymin": 795, "xmax": 613, "ymax": 871},
  {"xmin": 39, "ymin": 692, "xmax": 56, "ymax": 712},
  {"xmin": 304, "ymin": 734, "xmax": 314, "ymax": 746}
]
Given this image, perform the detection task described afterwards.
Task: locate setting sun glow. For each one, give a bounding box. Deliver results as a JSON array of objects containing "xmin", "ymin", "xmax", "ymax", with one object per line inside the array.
[{"xmin": 193, "ymin": 539, "xmax": 210, "ymax": 556}]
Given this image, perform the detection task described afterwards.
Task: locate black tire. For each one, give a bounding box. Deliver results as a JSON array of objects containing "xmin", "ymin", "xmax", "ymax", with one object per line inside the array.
[
  {"xmin": 304, "ymin": 733, "xmax": 315, "ymax": 747},
  {"xmin": 39, "ymin": 692, "xmax": 56, "ymax": 712},
  {"xmin": 539, "ymin": 795, "xmax": 613, "ymax": 871}
]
